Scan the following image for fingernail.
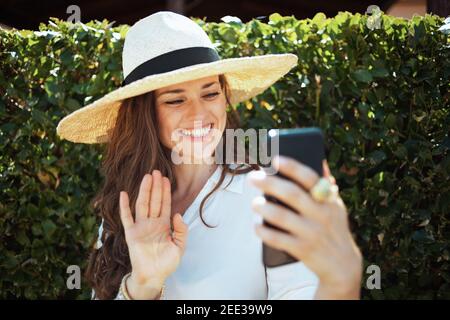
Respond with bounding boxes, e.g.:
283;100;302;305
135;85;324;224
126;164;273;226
273;155;286;169
248;170;266;181
252;196;266;209
276;155;287;164
272;155;279;169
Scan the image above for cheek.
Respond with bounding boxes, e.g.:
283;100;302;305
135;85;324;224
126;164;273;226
213;96;228;129
156;106;180;147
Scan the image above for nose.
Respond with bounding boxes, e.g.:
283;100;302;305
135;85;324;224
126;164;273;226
185;98;209;125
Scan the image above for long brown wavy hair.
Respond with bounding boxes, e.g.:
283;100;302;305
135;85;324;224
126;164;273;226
85;73;260;299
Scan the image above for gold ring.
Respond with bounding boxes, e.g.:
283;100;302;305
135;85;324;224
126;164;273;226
310;177;338;203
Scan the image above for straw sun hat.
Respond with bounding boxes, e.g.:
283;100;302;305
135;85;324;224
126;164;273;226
56;11;298;144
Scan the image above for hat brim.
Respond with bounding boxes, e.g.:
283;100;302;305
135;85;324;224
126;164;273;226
56;53;298;144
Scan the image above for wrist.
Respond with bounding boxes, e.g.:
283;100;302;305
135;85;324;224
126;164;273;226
315;269;362;300
315;280;361;300
126;272;165;300
316;267;362;300
129;271;165;288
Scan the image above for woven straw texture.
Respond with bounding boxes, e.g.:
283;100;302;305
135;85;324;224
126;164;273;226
56;53;298;144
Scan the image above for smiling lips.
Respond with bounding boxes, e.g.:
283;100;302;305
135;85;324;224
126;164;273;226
180;123;213;138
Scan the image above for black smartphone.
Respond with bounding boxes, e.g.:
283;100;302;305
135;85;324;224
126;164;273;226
262;127;326;268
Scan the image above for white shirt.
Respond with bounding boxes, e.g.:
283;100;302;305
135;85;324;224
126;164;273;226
96;165;319;299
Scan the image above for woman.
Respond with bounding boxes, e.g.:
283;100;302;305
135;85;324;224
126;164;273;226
56;11;362;300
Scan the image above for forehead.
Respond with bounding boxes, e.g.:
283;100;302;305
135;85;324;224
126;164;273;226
155;74;220;93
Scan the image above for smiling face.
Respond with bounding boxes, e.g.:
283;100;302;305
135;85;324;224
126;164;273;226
154;74;228;163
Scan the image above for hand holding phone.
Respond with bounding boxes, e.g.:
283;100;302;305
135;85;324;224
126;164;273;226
250;128;363;297
262;127;326;268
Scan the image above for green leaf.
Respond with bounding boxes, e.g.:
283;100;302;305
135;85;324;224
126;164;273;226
269;13;283;24
385;113;397;128
41;219;57;238
312;12;327;29
412;229;435;244
353;69;373;83
368;150;387;165
17;230;30;246
372;67;389;78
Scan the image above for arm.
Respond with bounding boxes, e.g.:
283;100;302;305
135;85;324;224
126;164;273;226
93;171;187;300
93;218;166;300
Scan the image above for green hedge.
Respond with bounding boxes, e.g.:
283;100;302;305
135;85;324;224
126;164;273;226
1;11;449;299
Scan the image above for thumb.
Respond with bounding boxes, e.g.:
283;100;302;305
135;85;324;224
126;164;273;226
172;213;188;250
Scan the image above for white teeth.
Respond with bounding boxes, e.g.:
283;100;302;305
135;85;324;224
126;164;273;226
181;124;212;137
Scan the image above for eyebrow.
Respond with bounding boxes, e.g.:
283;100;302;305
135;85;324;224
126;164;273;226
156;81;219;98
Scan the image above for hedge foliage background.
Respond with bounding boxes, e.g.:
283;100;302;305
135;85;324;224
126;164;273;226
1;11;449;299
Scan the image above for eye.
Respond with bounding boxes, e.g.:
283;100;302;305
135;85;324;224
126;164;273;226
166;99;183;105
205;92;220;98
166;92;220;105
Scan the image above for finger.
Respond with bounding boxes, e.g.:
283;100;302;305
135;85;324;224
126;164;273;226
251;196;314;238
149;170;163;218
255;223;300;256
160;176;172;222
323;159;330;178
135;174;152;222
172;213;188;251
119;191;134;230
273;155;319;191
248;171;320;221
329;174;336;185
322;159;336;185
